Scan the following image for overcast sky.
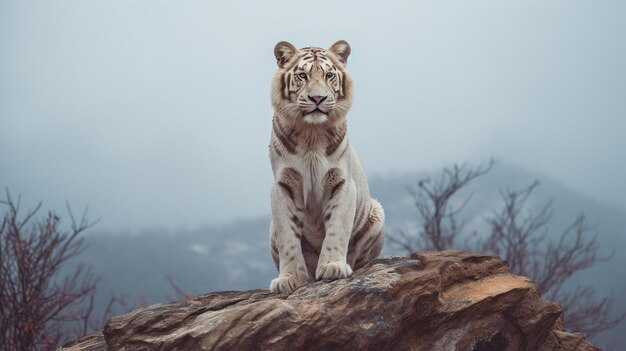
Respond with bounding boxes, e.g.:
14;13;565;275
1;0;624;231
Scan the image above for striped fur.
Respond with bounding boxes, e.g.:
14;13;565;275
269;40;385;294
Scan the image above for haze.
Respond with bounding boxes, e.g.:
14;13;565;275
1;0;625;231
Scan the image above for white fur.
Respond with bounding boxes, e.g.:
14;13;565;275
268;41;385;294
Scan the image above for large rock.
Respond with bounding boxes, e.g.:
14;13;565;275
60;251;600;350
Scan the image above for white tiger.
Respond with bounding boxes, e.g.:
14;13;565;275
268;40;385;294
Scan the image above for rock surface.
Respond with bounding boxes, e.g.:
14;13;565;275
60;250;600;351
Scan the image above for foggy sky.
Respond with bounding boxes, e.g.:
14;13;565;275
1;0;625;231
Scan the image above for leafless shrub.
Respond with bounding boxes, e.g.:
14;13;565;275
388;162;625;339
480;183;624;337
0;191;98;350
387;159;494;251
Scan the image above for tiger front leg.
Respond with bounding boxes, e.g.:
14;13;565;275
269;168;309;294
316;168;356;281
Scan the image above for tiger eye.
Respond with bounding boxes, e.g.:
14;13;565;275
326;72;334;79
298;73;307;80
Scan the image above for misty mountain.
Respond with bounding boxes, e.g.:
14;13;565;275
75;164;625;346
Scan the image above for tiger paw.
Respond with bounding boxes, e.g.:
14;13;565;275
315;260;353;281
269;273;308;294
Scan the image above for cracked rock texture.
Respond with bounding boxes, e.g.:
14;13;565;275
60;250;600;351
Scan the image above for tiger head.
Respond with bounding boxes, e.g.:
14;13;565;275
271;40;353;125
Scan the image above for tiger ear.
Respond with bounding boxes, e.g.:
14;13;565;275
274;41;297;68
328;40;351;65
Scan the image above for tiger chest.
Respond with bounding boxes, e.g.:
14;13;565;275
298;148;331;212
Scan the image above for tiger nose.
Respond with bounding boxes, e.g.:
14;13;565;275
308;95;327;105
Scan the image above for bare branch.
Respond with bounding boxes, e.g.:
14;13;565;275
166;275;193;301
391;163;624;339
388;159;494;252
482;183;622;338
0;191;99;350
